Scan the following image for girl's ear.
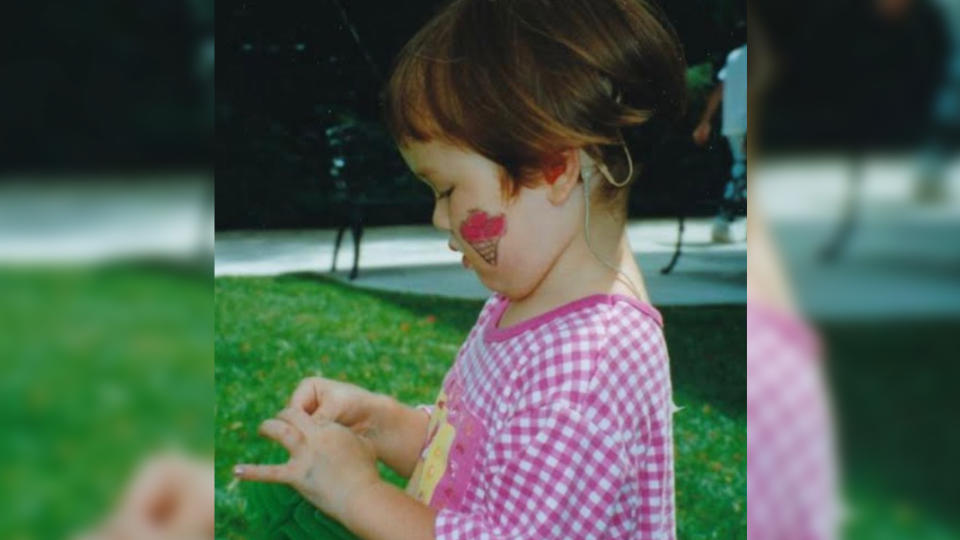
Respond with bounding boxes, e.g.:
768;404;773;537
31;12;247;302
544;149;580;206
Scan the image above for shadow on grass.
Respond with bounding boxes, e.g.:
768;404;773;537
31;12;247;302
661;304;746;418
276;271;482;333
274;271;746;418
821;318;960;537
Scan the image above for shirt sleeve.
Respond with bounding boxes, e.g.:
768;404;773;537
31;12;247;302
718;47;736;82
433;400;630;539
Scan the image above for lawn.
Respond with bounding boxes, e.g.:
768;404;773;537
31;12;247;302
820;319;960;539
0;265;213;540
3;267;951;539
215;273;747;539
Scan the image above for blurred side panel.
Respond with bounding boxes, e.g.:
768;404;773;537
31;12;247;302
0;1;214;538
750;0;960;538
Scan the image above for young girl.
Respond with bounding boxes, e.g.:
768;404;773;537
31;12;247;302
235;0;686;538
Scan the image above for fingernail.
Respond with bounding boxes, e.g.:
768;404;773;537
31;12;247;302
233;466;245;477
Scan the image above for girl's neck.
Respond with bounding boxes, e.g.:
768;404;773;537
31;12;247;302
501;211;648;326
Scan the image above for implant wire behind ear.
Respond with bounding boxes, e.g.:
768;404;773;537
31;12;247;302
580;148;644;301
595;139;634;188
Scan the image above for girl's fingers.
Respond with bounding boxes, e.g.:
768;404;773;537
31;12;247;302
258;418;303;452
277;406;322;435
233;464;289;484
313;397;339;421
287;377;322;414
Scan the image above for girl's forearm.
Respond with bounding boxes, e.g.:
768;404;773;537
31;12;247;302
342;480;437;540
369;395;430;478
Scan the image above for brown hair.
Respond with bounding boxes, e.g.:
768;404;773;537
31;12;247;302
383;0;687;210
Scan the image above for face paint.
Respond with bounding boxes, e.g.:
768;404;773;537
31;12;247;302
459;208;507;266
544;157;566;185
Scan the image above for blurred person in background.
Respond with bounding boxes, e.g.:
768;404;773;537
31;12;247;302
746;197;841;540
749;0;960;536
916;0;960;201
693;43;747;243
746;7;840;539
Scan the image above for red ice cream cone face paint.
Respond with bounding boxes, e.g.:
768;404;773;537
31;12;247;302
459;209;507;266
399;139;584;299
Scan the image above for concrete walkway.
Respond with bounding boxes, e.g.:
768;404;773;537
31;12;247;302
215;218;747;306
755;155;960;319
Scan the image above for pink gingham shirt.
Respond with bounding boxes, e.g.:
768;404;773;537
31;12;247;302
406;292;676;539
747;301;839;540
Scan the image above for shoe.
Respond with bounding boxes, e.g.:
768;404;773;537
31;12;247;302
712;219;733;244
914;173;946;204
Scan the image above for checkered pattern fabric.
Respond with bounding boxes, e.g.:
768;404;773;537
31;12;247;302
413;292;675;539
748;301;839;540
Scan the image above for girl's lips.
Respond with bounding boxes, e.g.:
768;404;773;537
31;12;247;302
450;241;470;268
448;241;469;268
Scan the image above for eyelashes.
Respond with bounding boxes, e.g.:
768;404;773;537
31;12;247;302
437;187;454;200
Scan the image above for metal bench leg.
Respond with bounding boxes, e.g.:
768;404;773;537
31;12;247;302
349;222;363;280
819;155;862;263
661;216;685;274
331;226;346;272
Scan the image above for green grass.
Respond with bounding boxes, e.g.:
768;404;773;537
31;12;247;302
0;264;213;540
7;267;954;539
820;319;960;539
215;273;746;539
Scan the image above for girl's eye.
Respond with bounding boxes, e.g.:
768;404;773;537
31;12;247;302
437;187;454;200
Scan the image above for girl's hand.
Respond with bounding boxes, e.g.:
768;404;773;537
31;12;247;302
73;452;214;540
233;407;381;523
287;376;385;440
285;376;429;480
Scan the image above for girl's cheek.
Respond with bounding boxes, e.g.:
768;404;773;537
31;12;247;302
457;207;509;267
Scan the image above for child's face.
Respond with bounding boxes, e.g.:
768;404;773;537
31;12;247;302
399;140;582;299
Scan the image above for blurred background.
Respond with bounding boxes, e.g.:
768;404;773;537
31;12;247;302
0;1;214;539
215;0;746;229
752;0;960;537
15;0;960;537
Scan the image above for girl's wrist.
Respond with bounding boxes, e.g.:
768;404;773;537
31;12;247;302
364;394;430;478
365;393;398;459
338;477;386;533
